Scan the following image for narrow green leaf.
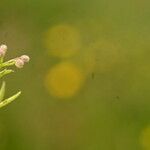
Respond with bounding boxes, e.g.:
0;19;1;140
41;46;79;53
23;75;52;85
0;91;21;109
0;81;6;102
0;69;14;78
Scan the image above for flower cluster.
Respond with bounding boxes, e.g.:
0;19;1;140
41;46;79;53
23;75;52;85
14;55;30;68
0;44;30;109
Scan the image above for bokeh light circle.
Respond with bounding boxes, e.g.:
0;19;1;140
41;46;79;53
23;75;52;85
45;62;84;98
45;24;81;58
140;126;150;150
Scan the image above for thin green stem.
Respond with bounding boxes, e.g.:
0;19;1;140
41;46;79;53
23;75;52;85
0;81;5;102
0;69;14;78
0;59;15;69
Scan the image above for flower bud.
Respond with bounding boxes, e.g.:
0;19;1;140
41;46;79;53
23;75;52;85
0;44;7;57
20;55;30;63
15;58;24;68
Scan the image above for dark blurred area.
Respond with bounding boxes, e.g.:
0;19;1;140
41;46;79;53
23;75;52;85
0;0;150;150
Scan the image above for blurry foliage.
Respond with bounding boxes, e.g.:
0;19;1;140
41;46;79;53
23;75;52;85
0;0;150;150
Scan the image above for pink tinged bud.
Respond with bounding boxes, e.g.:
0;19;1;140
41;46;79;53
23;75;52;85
0;44;7;51
0;49;5;57
20;55;30;63
15;58;24;68
0;44;7;57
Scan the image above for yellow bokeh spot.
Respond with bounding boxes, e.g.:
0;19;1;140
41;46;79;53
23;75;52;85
45;24;81;58
140;126;150;150
45;62;84;98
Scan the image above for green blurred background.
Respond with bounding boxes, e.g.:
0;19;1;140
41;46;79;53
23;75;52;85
0;0;150;150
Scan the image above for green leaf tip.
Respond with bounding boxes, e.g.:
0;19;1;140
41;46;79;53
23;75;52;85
0;91;21;109
0;81;6;102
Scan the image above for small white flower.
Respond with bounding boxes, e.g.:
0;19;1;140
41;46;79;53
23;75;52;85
20;55;30;63
0;44;7;57
0;44;7;51
15;58;24;68
14;55;30;68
